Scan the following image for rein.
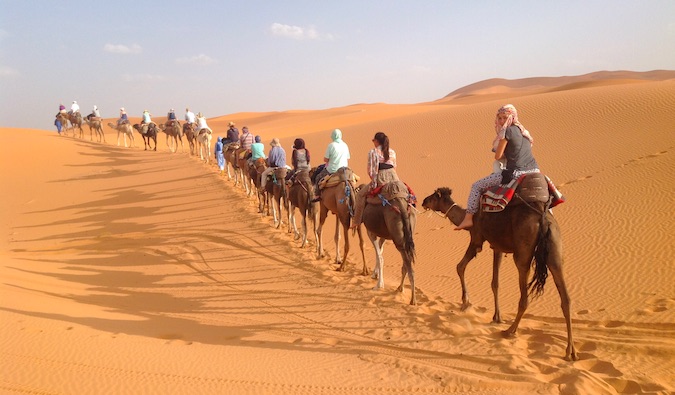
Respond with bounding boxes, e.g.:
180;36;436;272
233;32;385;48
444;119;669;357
429;203;457;219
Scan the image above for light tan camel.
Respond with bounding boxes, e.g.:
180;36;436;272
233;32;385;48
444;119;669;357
56;113;70;136
360;182;417;305
421;186;577;361
196;130;212;163
289;169;319;251
160;121;184;153
84;117;106;143
132;123;158;151
314;167;368;275
107;122;135;148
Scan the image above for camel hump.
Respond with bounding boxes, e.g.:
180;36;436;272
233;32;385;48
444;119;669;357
481;172;552;213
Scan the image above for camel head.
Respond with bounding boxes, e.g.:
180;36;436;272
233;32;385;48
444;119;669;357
422;187;454;212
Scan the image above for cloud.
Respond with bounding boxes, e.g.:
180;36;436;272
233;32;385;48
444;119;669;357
175;54;217;65
269;23;334;41
0;66;19;77
121;73;164;82
104;43;143;54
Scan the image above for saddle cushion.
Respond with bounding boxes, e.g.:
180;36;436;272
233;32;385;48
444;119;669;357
318;168;360;190
366;181;416;206
481;173;565;213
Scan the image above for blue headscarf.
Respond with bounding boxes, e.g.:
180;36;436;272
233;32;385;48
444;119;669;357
331;128;342;142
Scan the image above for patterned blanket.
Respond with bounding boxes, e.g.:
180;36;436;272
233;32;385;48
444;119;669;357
366;181;417;206
481;173;565;213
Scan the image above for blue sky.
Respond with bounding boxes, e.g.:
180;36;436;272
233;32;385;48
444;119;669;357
1;0;673;130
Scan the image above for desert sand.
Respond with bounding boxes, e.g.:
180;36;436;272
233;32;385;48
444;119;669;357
1;72;674;394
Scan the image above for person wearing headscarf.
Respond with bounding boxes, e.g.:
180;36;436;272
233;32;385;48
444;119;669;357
118;107;128;125
455;104;539;230
291;138;311;172
70;101;80;114
351;131;399;229
196;112;211;134
215;136;225;175
184;108;196;125
261;138;288;189
312;128;350;200
92;105;101;118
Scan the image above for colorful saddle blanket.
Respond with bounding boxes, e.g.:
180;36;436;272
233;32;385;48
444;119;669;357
366;181;417;206
481;173;565;213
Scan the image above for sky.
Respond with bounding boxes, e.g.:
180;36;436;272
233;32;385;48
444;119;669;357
1;0;674;130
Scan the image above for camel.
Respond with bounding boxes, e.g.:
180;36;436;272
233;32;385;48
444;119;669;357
56;113;70;136
237;154;254;196
132;123;158;151
263;167;291;231
67;112;84;138
249;158;268;214
160;121;184;153
107;122;135;148
360;182;417;305
314;167;368;275
84;117;106;143
288;169;319;250
183;123;198;155
421;187;577;361
196;130;213;163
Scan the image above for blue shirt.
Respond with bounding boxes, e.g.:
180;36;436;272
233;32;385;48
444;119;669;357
267;146;286;168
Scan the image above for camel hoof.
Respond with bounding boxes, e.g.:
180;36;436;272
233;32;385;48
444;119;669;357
501;330;516;339
460;302;471;312
372;285;383;290
371;272;378;280
396;286;403;293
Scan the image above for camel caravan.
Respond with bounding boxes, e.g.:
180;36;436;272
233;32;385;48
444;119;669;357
52;101;578;361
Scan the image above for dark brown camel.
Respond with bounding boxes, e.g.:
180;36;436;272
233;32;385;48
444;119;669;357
132;123;158;151
249;158;268;214
67;112;84;138
264;167;291;231
361;182;417;305
288;169;319;250
314;167;368;275
84;116;106;143
183;123;197;155
421;187;577;361
160;121;184;153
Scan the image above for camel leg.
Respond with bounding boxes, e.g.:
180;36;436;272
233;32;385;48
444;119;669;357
491;249;504;323
334;219;344;270
369;234;385;289
316;205;328;259
546;224;578;361
290;204;300;241
457;246;479;311
356;226;369;276
401;257;416;305
117;131;121;146
503;255;532;338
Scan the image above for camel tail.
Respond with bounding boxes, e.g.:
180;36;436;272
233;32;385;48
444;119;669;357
398;198;416;264
304;179;316;217
529;203;551;298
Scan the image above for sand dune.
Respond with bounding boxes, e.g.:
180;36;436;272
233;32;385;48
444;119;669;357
1;72;674;394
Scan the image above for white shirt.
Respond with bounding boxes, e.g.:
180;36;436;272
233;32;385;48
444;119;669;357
71;103;80;113
185;111;195;124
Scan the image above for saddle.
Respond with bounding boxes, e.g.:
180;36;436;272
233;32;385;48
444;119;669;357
266;167;288;185
366;181;417;206
253;158;266;173
481;173;565;213
318;167;360;190
225;142;240;151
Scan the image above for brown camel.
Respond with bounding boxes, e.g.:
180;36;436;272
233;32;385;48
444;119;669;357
288;170;319;250
132;123;158;151
107;122;135;148
421;187;577;361
84;117;106;143
223;143;241;183
160;121;184;153
264;167;291;231
314;167;368;275
237;154;254;196
361;182;417;305
183;123;198;155
249;158;268;214
67;112;84;138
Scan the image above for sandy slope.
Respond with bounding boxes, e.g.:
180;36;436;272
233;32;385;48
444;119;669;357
1;75;674;394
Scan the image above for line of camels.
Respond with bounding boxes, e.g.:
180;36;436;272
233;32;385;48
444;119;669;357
57;116;578;361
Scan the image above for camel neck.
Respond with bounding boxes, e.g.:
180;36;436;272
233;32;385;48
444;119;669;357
445;204;465;226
